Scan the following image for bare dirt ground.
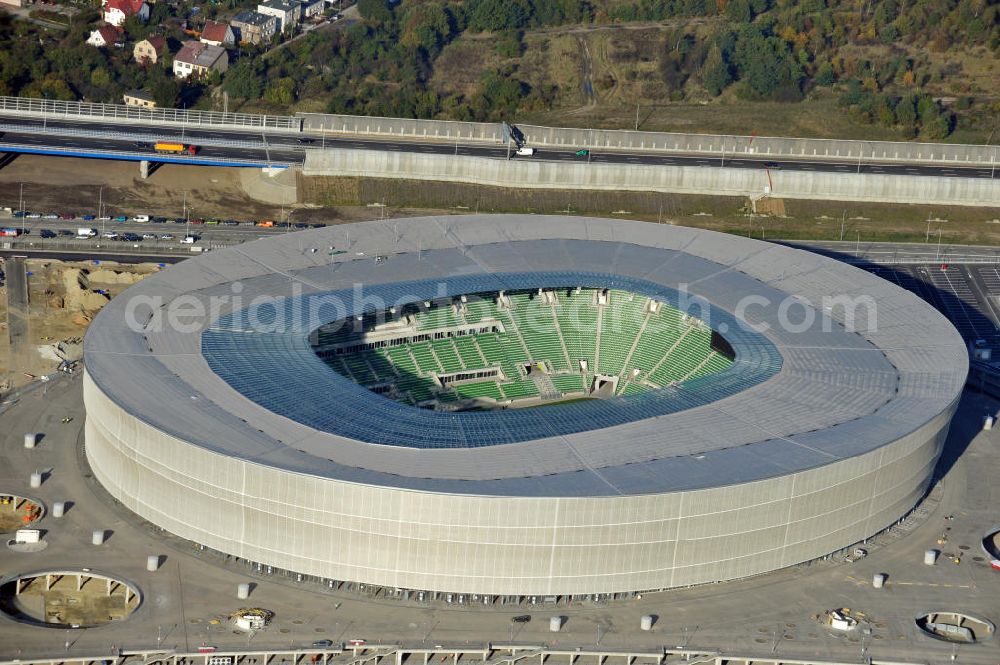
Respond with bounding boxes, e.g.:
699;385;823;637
0;154;452;226
0;257;161;390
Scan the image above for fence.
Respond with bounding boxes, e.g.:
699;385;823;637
299;112;1000;167
0;96;302;132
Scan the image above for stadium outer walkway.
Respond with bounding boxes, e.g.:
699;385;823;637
0;372;998;662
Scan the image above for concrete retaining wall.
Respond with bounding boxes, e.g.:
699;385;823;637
303;149;1000;207
298;112;1000;167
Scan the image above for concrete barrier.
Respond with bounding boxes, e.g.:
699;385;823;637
298;112;1000;167
302;149;1000;207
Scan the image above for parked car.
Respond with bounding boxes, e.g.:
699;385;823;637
180;235;198;244
121;232;142;242
190;218;204;225
60;213;75;220
42;213;59;219
159;234;174;240
25;213;41;219
12;210;26;217
132;215;150;223
82;215;95;221
223;220;240;226
39;229;56;238
141;233;157;240
101;232;118;239
152;216;167;223
297;137;316;144
58;229;74;236
312;640;333;648
113;215;128;223
98;215;112;222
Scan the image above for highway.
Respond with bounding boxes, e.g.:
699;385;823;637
1;117;998;178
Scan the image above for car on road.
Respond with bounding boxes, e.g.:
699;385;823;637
763;161;782;170
82;214;95;221
159;234;174;240
347;639;366;647
39;229;56;238
511;615;531;623
297;138;317;144
312;640;334;648
101;232;118;239
141;233;157;240
574;149;589;157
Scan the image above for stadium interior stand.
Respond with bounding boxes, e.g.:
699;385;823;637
313;288;733;409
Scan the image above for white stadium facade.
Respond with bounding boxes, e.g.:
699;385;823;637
83;215;967;598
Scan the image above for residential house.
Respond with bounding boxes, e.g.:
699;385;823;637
256;0;297;31
230;10;277;45
133;35;167;64
296;0;323;20
172;40;229;79
200;20;234;46
102;0;149;26
87;25;124;48
123;90;156;108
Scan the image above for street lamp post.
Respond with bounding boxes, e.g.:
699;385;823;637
857;143;863;174
937;228;943;260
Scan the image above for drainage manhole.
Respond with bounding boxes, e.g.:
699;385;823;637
279;628;290;634
754;638;767;644
786;623;796;628
873;635;884;640
757;628;769;633
292;620;304;624
784;635;795;640
959;545;970;550
188;618;201;624
314;628;326;633
973;556;985;562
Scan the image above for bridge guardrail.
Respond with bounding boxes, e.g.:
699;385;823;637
0;122;269;150
0;96;302;132
298;112;1000;168
0;142;299;168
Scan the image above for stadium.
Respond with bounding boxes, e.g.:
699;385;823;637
82;215;967;598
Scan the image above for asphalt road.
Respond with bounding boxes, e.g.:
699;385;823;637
2;117;998;178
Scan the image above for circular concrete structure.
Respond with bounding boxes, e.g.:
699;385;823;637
82;215;967;597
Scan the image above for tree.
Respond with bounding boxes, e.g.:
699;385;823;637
223;60;263;99
466;0;532;32
814;61;835;86
702;45;731;95
264;76;296;106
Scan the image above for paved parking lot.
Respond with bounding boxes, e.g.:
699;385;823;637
0;374;997;662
